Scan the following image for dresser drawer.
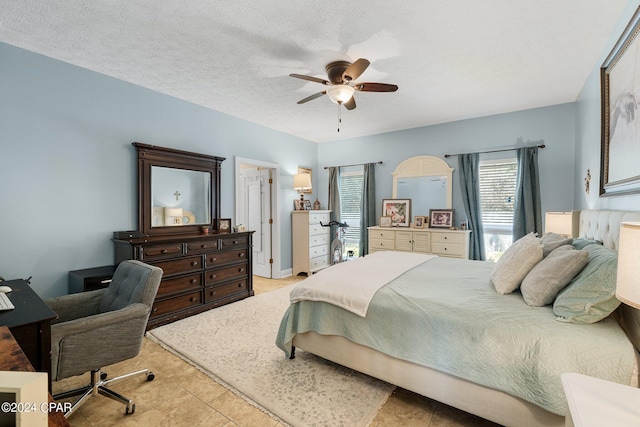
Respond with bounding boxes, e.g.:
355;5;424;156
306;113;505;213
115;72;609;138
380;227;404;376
186;240;218;254
204;263;248;286
370;229;395;240
431;242;463;257
370;238;394;250
205;249;248;268
151;291;201;318
204;279;248;303
152;256;202;277
309;212;330;224
220;235;249;249
309;223;329;236
157;273;201;297
431;232;464;244
309;245;328;259
140;243;185;261
309;233;329;248
310;254;329;271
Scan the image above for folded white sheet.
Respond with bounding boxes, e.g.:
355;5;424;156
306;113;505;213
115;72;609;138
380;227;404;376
289;251;435;316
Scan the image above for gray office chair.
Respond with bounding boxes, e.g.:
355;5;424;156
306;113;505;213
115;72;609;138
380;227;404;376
45;260;162;418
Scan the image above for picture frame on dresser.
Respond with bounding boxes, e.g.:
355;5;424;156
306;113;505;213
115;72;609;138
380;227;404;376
382;199;411;227
600;6;640;196
216;218;231;233
380;216;392;227
429;209;454;228
413;216;426;229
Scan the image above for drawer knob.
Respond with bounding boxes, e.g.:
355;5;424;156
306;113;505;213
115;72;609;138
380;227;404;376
210;290;216;296
211;257;217;262
191;261;198;266
191;279;197;284
161;249;168;254
201;244;208;249
239;252;245;258
444;247;448;251
152;307;158;313
210;274;216;279
239;268;245;272
190;297;197;303
444;236;448;240
233;240;239;244
237;283;242;288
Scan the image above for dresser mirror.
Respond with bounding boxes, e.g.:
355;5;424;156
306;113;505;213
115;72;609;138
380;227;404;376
134;142;225;236
392;156;453;218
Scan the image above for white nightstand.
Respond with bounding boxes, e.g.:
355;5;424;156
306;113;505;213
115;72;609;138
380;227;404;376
561;372;640;427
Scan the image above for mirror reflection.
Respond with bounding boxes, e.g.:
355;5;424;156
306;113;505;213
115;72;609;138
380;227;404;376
396;176;448;217
151;166;211;227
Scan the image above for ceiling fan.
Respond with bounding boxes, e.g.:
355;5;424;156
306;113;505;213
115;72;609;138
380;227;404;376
290;58;398;110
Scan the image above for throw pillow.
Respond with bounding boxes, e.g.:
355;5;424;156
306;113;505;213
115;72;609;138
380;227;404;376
491;233;543;294
571;238;603;250
553;244;620;323
521;245;589;306
540;232;573;257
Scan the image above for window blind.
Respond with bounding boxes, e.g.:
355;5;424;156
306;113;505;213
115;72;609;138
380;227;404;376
479;160;517;227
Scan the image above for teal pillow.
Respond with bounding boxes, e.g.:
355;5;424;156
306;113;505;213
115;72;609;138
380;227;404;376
571;238;603;250
553;244;620;323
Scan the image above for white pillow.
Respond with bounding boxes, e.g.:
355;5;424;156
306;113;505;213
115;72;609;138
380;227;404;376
491;233;543;294
521;245;589;306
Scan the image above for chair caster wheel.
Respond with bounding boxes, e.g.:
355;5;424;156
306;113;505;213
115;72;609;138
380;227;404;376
100;372;108;381
146;372;155;381
125;403;135;415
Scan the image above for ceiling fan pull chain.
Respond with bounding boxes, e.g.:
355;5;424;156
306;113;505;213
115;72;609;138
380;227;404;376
337;103;342;132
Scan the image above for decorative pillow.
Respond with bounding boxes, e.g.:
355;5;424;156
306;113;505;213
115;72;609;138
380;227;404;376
521;245;589;306
540;232;573;257
553;244;620;323
571;238;603;250
491;233;544;294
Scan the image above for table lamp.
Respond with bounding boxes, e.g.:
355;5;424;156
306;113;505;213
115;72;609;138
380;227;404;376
293;173;312;202
616;222;640;309
545;211;579;238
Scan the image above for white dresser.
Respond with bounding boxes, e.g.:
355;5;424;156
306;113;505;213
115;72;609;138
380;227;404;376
368;226;471;259
292;210;332;275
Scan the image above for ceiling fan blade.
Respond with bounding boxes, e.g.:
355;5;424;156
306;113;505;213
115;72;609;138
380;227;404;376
342;58;370;82
343;96;356;110
354;82;398;92
297;91;326;104
290;74;329;85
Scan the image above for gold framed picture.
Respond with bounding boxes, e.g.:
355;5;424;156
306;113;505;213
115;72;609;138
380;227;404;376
413;216;426;229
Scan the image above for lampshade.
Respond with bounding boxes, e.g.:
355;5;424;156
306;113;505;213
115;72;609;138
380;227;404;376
616;222;640;309
545;211;578;237
326;84;355;104
293;173;312;192
164;208;183;217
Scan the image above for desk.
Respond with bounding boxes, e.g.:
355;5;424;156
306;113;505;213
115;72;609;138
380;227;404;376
0;326;70;427
0;279;57;388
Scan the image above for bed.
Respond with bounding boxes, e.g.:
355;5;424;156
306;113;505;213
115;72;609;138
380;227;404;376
276;210;640;426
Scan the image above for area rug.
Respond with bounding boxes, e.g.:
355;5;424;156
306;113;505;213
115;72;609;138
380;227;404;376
147;284;395;427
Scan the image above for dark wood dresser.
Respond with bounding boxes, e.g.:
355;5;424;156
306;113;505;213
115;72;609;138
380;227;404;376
114;231;253;330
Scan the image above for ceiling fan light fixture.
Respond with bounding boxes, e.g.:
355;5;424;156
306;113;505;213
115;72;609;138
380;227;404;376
326;84;355;104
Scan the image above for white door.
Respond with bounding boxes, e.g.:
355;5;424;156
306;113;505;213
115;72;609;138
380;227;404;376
238;168;272;278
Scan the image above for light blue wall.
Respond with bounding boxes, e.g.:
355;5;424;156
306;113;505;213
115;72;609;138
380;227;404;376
0;42;316;297
317;103;577;224
575;0;640;210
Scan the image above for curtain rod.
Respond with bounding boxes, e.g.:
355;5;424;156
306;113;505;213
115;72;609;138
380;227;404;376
444;144;545;158
323;161;383;169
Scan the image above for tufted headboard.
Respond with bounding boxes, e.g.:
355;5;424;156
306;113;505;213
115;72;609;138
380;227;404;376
578;210;640;250
579;210;640;356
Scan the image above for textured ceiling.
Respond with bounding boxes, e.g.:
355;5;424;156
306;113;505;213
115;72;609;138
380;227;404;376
0;1;630;143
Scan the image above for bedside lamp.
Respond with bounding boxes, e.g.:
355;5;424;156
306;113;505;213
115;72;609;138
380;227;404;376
616;222;640;309
545;211;579;238
293;173;312;202
164;208;183;225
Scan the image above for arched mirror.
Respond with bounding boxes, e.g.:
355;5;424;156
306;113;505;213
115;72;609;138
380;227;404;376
392;156;453;217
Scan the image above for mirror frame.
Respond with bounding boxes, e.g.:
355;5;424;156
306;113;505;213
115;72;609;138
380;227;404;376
134;142;225;236
392;155;454;208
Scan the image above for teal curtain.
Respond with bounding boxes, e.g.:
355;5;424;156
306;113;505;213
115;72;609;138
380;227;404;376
513;146;542;240
327;167;341;241
457;153;486;260
360;163;376;256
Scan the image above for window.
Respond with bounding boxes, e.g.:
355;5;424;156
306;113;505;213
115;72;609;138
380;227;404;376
479;159;517;261
339;168;363;257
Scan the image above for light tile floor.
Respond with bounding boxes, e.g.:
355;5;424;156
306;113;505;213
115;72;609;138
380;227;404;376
55;275;499;427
